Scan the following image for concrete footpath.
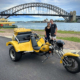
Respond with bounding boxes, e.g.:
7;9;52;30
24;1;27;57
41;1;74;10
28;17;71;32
2;35;80;53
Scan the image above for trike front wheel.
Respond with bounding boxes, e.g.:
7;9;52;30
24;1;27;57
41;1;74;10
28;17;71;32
63;56;80;73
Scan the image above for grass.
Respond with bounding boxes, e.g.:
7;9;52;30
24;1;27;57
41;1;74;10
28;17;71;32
0;28;15;29
39;35;44;37
57;30;80;34
37;35;80;43
36;33;80;43
32;29;80;34
39;36;80;43
57;37;80;43
0;28;80;43
0;31;5;33
1;28;80;34
31;29;44;31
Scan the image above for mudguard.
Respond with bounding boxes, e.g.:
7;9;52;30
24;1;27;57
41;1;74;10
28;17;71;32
6;40;34;52
6;41;18;52
60;52;80;64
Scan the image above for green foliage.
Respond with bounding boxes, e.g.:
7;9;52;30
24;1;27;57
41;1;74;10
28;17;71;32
31;29;44;31
39;35;44;37
57;37;80;42
0;31;5;33
57;30;80;34
1;28;15;29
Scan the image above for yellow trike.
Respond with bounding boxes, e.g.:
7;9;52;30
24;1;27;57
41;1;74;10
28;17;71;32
6;28;80;73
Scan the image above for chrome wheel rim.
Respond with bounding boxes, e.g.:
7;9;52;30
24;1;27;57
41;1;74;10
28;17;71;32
10;49;15;60
66;58;78;72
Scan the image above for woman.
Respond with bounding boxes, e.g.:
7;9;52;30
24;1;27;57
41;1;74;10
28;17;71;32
45;22;51;42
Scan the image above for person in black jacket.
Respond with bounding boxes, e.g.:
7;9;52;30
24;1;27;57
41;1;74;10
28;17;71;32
45;22;51;42
50;19;57;40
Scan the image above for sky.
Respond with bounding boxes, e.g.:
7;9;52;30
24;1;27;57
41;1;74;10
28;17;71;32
0;0;80;21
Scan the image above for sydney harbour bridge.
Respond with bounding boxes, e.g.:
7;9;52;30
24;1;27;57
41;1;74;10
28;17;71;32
0;2;79;22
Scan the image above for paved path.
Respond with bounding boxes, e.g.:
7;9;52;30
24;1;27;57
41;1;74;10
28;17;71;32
0;36;80;80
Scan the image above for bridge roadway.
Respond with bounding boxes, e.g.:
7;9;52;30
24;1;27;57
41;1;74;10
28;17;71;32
76;16;80;19
0;14;72;17
0;36;80;80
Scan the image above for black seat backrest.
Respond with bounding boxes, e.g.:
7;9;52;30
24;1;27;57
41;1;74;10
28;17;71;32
16;34;30;43
18;32;32;35
31;36;38;47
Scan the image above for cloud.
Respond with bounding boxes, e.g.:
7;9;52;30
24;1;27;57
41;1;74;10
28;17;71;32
32;16;42;18
0;0;38;11
9;15;64;21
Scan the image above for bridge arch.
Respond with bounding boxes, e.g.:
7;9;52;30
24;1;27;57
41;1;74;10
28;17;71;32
0;2;71;21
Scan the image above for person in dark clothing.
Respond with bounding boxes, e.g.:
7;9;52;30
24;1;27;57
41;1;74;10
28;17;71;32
45;22;51;42
50;19;57;40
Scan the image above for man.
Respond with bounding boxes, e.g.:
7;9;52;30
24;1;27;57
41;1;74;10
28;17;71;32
50;19;57;40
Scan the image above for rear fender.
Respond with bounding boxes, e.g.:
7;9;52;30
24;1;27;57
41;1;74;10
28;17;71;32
60;52;80;64
6;41;19;52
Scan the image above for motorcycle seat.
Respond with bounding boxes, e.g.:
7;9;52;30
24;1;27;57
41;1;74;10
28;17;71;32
31;36;41;50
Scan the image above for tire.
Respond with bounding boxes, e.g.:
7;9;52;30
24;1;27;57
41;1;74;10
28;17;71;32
9;46;22;61
63;56;80;73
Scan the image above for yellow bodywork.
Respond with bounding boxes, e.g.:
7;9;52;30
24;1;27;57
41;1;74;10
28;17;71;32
6;27;49;53
45;42;51;46
6;40;33;52
37;38;45;47
60;52;80;64
12;28;32;40
6;37;49;53
14;28;31;36
6;28;50;53
40;45;49;52
6;38;49;53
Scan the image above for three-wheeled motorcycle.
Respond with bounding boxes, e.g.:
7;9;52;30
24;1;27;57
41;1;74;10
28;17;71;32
6;28;80;73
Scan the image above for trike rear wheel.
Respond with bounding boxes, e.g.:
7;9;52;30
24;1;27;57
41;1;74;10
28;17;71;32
9;46;22;61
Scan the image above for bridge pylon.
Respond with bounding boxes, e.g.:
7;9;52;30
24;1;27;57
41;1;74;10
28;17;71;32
69;11;76;22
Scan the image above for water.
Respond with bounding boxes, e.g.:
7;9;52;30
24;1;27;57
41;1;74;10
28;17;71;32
14;22;80;31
